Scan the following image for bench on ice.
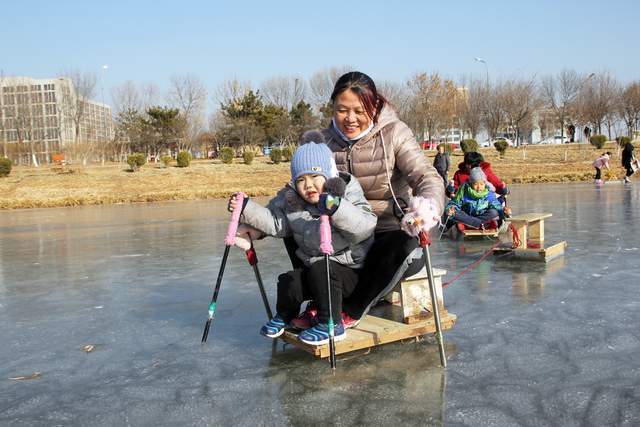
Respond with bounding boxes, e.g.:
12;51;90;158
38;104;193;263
493;212;566;262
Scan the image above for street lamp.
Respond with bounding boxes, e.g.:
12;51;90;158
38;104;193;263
474;57;489;86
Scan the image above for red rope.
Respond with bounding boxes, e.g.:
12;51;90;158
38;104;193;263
510;223;521;249
508;223;541;249
442;240;501;288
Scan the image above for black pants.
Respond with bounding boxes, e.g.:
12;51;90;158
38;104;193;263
624;164;635;177
276;260;359;324
342;230;423;319
594;167;602;180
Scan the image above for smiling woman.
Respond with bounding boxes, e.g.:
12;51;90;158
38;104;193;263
293;71;446;325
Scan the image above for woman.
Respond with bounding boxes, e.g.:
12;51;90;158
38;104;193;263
621;142;635;184
296;71;445;326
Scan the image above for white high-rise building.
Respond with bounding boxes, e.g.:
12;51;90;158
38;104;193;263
0;76;113;164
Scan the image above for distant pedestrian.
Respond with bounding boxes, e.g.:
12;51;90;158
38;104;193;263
621;142;636;184
584;126;591;142
592;151;612;183
433;144;450;186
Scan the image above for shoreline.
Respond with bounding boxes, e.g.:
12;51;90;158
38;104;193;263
0;143;629;210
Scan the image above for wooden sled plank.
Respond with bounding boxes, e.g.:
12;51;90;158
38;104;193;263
280;311;457;359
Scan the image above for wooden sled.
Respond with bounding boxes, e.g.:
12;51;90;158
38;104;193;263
280;267;457;359
493;212;566;262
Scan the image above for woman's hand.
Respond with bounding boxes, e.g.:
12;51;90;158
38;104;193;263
504;206;512;217
447;206;456;216
400;197;440;237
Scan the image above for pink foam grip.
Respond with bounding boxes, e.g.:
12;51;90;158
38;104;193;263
224;192;245;246
319;215;334;255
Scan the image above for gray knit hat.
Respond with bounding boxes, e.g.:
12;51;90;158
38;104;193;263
469;167;487;184
290;143;337;181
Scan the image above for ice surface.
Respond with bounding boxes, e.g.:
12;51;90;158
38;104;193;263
2;182;640;425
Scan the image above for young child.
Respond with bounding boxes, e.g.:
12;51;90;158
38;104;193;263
229;142;376;345
433;144;450;186
592;151;612;183
445;167;511;231
447;151;509;198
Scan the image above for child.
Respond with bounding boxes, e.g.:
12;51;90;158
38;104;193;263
445;167;511;230
592;151;612;183
229;142;376;345
433;144;450;186
447;151;509;198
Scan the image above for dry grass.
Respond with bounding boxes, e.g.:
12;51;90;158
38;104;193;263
0;142;629;210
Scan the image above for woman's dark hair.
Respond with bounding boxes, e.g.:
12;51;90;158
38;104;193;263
464;151;484;168
330;71;386;123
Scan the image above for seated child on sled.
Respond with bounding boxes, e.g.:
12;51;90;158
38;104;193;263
443;167;511;231
228;142;376;346
447;151;509;200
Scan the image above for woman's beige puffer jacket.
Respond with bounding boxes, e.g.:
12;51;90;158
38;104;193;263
312;105;445;233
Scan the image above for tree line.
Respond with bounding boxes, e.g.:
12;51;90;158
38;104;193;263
2;66;640;166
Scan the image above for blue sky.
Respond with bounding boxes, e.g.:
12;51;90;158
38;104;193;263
2;0;638;110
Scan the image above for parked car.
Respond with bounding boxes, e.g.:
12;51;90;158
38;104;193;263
539;136;569;145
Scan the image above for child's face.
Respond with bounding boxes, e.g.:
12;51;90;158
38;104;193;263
295;174;326;204
471;180;485;192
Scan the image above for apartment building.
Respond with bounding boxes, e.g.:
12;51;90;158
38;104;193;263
0;76;113;163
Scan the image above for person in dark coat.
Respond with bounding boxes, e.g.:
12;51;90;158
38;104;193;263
621;142;635;183
433;144;450;186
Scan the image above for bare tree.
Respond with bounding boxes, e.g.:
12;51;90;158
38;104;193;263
213;78;253;108
541;69;581;141
378;80;410;118
111;81;141;115
407;72;457;142
481;81;504;140
308;66;352;108
140;83;160;111
618;81;640;138
576;71;617;136
5;77;44;166
456;77;484;139
501;77;539;145
168;74;207;150
0;70;6;158
62;70;97;146
260;75;305;110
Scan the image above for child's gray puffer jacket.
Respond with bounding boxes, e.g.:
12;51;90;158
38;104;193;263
241;172;377;268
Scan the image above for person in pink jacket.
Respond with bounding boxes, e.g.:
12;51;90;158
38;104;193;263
593;152;612;183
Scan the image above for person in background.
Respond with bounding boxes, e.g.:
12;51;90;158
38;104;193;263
592;151;612;184
433;143;450;186
621;142;635;184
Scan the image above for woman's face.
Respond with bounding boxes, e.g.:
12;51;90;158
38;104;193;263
333;89;373;139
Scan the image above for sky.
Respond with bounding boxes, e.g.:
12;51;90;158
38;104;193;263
1;0;638;112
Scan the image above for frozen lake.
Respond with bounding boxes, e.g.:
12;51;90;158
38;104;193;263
2;182;640;425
